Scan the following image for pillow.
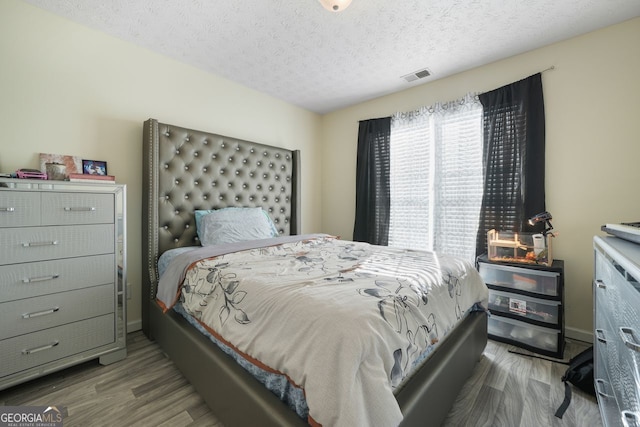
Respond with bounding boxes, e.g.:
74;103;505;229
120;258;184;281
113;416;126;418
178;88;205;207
157;246;199;277
196;207;279;245
195;208;278;240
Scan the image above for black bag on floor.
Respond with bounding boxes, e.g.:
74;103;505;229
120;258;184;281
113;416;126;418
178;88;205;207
555;346;595;419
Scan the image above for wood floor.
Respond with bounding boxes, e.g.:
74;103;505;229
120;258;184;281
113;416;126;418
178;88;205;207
441;338;601;427
0;331;601;427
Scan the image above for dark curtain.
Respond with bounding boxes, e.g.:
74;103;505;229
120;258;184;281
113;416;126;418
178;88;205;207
353;117;391;245
475;73;546;257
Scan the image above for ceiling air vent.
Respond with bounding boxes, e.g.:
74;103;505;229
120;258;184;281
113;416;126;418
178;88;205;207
402;68;431;83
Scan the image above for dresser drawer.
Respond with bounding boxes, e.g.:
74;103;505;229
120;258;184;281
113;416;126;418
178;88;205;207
0;192;40;227
479;263;560;297
0;224;114;265
594;371;621;427
488;289;561;327
0;284;114;340
594;236;640;425
41;192;114;225
595;285;616;369
594;314;619;401
595;251;623;327
0;254;114;302
0;314;114;378
615;328;640;415
488;315;562;356
614;277;640;416
595;251;640;415
595;322;640;420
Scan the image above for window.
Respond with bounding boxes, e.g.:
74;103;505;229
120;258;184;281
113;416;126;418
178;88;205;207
389;94;483;262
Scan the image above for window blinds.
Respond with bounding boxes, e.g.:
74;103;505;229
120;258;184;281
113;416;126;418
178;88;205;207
389;115;432;251
390;95;483;262
434;107;484;260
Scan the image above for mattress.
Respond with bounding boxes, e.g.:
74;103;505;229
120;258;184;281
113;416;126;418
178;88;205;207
157;235;488;426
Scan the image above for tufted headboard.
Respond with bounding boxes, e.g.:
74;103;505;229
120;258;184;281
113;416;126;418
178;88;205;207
142;119;300;327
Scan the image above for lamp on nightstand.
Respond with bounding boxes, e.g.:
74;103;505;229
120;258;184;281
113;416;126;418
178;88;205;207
529;211;554;236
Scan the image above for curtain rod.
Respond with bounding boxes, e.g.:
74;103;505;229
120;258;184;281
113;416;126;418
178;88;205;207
365;66;557;122
479;66;556;95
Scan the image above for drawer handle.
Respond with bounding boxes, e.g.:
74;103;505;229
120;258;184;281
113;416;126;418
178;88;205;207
595;378;613;398
0;207;15;212
22;340;59;355
595;280;606;289
620;327;640;352
622;411;639;427
21;240;59;247
22;307;60;319
22;274;60;283
595;328;608;343
64;207;96;212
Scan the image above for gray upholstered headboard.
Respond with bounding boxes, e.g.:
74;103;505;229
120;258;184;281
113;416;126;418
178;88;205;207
142;118;300;329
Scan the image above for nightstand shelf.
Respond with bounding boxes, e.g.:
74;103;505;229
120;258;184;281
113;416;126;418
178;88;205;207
477;254;565;358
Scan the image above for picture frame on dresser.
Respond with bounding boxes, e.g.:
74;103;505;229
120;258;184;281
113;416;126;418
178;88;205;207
0;178;127;391
82;159;108;176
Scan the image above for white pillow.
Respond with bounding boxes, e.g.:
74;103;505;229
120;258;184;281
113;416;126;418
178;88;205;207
199;207;278;246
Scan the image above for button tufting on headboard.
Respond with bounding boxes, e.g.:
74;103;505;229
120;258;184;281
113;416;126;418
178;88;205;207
143;118;301;329
144;118;300;258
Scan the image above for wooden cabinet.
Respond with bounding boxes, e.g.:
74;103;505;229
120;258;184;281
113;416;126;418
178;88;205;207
477;254;565;358
593;236;640;427
0;179;126;390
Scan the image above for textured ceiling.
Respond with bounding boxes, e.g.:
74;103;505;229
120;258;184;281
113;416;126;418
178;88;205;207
22;0;640;114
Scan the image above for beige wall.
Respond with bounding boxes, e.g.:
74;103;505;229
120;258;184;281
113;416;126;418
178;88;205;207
2;0;638;340
321;17;640;340
0;0;323;331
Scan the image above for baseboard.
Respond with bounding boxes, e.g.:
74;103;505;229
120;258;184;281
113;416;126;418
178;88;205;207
127;319;142;333
565;326;593;343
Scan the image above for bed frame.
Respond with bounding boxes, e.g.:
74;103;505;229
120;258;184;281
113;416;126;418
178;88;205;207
141;118;487;426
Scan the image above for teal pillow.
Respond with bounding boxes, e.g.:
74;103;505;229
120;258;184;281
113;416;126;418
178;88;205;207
195;207;278;245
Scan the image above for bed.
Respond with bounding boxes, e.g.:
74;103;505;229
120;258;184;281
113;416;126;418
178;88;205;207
141;118;488;426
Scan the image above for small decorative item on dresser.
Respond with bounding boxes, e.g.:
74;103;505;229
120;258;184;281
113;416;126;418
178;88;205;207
82;159;108;176
15;169;47;179
39;153;82;176
68;173;116;183
45;162;67;180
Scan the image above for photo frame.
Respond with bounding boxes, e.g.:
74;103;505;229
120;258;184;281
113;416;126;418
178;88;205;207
82;159;108;176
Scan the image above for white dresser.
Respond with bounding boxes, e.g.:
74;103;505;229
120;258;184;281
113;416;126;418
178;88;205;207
593;236;640;427
0;178;126;390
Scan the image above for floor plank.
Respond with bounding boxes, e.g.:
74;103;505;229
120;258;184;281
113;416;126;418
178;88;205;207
0;332;601;427
442;337;600;427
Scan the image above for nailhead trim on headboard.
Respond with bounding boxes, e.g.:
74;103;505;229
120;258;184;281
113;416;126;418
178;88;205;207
142;119;300;330
156;122;296;250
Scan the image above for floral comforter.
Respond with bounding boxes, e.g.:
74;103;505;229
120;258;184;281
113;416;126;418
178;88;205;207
157;235;488;427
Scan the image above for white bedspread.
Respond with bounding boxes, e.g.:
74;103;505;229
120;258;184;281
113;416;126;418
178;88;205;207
157;235;487;427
